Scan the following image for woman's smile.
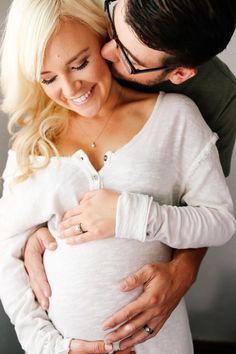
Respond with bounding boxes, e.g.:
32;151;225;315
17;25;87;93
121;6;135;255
69;85;95;107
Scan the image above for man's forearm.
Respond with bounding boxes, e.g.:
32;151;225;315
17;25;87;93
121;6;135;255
171;247;208;290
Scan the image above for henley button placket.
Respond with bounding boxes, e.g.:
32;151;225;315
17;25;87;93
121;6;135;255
91;173;100;188
103;151;113;165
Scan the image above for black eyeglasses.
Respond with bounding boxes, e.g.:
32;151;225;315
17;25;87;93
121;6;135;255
104;0;170;75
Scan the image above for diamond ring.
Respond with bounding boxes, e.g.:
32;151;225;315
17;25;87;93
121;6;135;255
75;223;85;233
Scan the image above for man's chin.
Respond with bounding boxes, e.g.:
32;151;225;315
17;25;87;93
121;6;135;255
116;77;162;92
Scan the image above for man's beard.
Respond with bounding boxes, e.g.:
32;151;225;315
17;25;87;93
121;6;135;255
108;61;168;92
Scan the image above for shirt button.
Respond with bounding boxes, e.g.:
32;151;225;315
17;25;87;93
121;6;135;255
80;156;84;160
92;175;98;181
104;154;108;161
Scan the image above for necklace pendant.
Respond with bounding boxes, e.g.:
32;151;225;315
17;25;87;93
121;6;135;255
91;142;96;148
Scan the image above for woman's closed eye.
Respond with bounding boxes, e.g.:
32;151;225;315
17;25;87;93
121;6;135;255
41;76;57;85
71;58;89;71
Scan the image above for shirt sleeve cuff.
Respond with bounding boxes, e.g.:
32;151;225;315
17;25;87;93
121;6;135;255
115;192;153;242
55;337;71;354
40;329;71;354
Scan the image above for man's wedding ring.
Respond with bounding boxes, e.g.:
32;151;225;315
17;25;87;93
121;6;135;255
75;223;85;234
143;324;154;335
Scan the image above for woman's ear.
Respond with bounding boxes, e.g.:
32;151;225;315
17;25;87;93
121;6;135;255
167;67;197;85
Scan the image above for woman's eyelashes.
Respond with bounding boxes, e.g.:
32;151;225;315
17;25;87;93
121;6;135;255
71;58;89;71
41;58;90;85
41;76;57;85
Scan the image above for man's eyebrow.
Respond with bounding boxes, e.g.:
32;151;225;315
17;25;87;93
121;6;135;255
41;48;89;75
113;5;146;67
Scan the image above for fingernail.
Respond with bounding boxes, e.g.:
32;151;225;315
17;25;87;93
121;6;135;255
120;282;127;291
48;242;57;250
102;324;109;330
41;300;47;310
105;344;113;351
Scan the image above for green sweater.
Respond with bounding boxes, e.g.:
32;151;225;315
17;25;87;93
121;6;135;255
156;57;236;177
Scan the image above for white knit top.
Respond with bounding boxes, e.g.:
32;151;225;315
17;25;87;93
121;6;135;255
0;92;235;354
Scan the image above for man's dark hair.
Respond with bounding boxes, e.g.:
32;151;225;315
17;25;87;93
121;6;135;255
126;0;236;67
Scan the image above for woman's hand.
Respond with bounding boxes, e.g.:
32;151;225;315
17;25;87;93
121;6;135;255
59;189;120;245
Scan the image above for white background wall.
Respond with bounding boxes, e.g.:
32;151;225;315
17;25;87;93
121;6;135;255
0;0;235;350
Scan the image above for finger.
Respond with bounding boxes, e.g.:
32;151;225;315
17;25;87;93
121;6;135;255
37;227;57;251
80;190;98;203
65;231;95;245
70;339;112;353
119;317;161;350
28;277;50;310
62;205;82;220
24;231;52;307
103;293;148;330
119;265;154;292
26;253;51;303
104;308;155;344
60;216;83;235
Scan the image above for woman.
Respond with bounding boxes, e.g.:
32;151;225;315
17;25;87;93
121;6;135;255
0;0;235;353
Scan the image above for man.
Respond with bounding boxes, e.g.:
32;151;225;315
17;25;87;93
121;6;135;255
24;1;236;353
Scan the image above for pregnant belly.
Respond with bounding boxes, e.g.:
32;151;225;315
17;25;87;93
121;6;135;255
44;237;171;340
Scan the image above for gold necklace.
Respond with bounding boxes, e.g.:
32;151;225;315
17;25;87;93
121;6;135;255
78;88;122;148
78;113;113;148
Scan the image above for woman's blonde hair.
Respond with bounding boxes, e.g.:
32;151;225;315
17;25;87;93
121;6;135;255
0;0;107;181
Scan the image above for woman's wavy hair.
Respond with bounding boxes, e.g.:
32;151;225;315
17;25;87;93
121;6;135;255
0;0;106;182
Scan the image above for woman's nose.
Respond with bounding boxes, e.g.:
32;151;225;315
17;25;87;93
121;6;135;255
62;78;82;98
101;39;120;63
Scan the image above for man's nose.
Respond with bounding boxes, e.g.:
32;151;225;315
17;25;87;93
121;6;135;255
101;39;120;63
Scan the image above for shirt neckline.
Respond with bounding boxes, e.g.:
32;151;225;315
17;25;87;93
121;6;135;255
8;92;165;169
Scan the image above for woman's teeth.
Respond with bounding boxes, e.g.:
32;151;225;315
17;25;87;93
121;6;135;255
71;89;92;105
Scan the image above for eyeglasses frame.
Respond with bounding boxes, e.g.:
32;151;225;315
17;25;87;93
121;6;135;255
104;0;171;75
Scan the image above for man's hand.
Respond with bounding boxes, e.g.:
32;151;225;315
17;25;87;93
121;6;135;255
103;248;207;350
24;227;57;310
69;339;135;353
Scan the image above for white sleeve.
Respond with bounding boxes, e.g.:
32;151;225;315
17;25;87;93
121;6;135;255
115;139;236;248
0;155;71;353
